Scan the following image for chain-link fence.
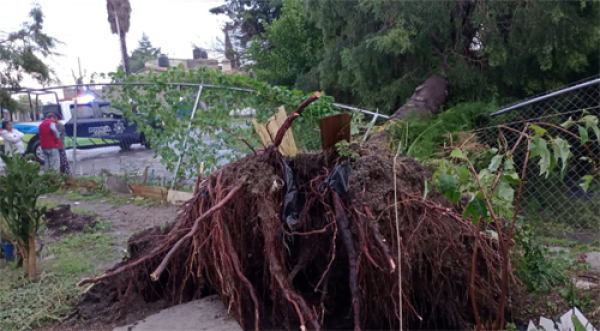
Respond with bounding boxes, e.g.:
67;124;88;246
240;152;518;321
3;83;387;187
473;77;600;242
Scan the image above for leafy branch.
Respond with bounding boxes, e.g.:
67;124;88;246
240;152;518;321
425;112;599;330
99;66;337;180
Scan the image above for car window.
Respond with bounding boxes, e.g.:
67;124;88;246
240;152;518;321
100;106;123;117
70;105;95;119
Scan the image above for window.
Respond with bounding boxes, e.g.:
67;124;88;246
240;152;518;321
70;105;95;119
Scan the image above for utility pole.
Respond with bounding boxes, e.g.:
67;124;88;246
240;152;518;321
72;57;81;174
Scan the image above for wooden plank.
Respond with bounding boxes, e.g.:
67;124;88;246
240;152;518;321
252;106;298;156
167;190;194;205
319;112;351;150
129;185;168;201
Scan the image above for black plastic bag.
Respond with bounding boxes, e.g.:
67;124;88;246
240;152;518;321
282;160;300;227
321;163;351;199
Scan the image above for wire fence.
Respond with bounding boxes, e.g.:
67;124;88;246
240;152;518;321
3;83;388;186
4;79;599;243
473;77;600;242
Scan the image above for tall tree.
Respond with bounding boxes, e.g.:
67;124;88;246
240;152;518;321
119;33;161;73
0;5;59;89
210;0;282;62
252;0;599;112
248;0;321;89
0;5;59;119
107;0;132;75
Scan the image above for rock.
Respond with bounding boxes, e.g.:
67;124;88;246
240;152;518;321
106;175;132;194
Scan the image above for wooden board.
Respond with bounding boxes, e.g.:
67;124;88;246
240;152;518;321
252;106;298;156
319;112;351;150
167;190;194;205
129;185;168;201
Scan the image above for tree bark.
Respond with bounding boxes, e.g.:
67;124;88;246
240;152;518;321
27;234;36;281
120;32;131;75
369;75;450;144
390;75;449;120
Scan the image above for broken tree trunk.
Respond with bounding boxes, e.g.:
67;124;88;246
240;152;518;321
390;75;449;120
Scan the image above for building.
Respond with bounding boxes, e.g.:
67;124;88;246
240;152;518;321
134;49;234;74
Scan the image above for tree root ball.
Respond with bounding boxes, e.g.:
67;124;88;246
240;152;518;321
78;145;506;330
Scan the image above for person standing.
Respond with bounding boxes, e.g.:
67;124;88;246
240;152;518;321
55;117;71;175
39;113;62;172
1;121;25;158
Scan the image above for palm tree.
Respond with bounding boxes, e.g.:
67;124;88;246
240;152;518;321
107;0;132;75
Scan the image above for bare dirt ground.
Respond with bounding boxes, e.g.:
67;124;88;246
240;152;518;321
34;196;239;331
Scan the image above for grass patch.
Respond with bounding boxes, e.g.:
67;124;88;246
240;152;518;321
0;229;120;330
133;198;166;207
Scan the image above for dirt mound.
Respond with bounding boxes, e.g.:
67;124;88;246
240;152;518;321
75;148;505;330
45;205;96;235
77;224;174;325
75;94;510;330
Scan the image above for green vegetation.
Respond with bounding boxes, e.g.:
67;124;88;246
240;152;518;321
0;230;119;331
247;0;599;110
119;33;161;73
103;66;338;178
0;154;63;280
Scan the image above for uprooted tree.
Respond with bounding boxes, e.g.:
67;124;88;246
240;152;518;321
77;92;510;330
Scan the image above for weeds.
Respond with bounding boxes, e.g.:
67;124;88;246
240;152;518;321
0;228;120;330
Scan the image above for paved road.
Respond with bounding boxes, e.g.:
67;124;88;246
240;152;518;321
1;120;250;184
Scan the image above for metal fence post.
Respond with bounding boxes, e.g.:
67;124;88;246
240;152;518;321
72;87;78;175
171;85;203;188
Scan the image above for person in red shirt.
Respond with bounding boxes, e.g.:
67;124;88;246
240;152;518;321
39;113;62;172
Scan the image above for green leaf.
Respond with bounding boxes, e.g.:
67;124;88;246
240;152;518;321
579;175;593;192
561;117;575;129
494;181;514;202
462;195;488;225
529;125;547;136
455;166;470;182
578;126;589;145
490;148;498;154
552;138;570;177
436;174;461;204
571;314;587;331
592;125;600;141
582;115;599;129
529;136;547;159
488;155;503;172
422;179;430;201
504;157;515;171
539;147;552;177
450;148;467;160
500;173;521;185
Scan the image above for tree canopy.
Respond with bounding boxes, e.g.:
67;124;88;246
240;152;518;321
107;0;132;75
119;33;161;73
0;5;59;89
0;5;59;116
247;0;600;113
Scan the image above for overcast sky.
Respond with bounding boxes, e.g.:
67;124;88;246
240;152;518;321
0;0;227;89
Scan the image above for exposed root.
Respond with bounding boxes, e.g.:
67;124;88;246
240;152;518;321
77;94;510;330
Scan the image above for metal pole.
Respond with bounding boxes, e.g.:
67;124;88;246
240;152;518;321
491;78;600;116
332;102;390;120
72;86;78;175
171;86;203;188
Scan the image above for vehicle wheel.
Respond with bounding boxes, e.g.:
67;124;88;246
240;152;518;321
140;134;152;149
119;141;133;151
29;139;45;164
